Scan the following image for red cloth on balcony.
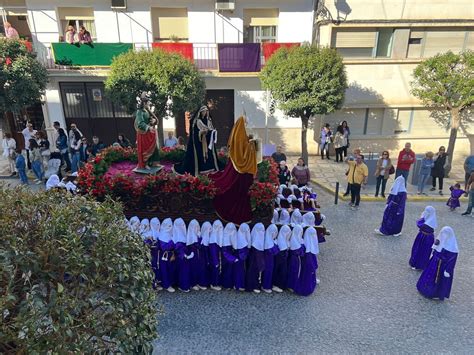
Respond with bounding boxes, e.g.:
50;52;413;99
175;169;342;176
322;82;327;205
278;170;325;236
152;43;194;61
262;43;300;61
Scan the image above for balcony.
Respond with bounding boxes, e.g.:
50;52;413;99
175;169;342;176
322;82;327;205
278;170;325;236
35;42;300;73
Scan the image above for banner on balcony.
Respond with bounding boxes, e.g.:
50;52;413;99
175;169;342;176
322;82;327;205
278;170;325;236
152;43;194;61
51;43;133;66
262;43;300;62
218;43;261;72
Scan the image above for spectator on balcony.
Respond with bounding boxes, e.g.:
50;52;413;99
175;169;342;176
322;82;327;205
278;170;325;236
4;22;19;40
78;26;92;44
116;133;131;148
65;25;77;44
164;131;178;148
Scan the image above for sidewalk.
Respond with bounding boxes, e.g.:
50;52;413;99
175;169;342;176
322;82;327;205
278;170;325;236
0;155;45;191
287;155;468;203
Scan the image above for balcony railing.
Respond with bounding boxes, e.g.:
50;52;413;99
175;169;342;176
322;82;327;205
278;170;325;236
35;42;300;73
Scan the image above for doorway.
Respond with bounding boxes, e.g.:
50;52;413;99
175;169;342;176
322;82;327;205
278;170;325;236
206;89;235;149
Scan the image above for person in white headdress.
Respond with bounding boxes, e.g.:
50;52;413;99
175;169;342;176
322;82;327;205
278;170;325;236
295;227;319;296
417;226;458;300
149;218;162;290
186;219;203;291
246;223;266;293
139;219;152;242
272;210;279;224
129;216;140;234
290;208;303;227
273;225;291;292
197;221;212;290
232;223;250;291
262;224;280;293
409;206;437;270
46;174;60;190
287;225;305;292
302;212;315;228
173;218;192;292
279;209;291;225
208;220;224;290
221;223;238;289
158;218;175;292
375;175;407;236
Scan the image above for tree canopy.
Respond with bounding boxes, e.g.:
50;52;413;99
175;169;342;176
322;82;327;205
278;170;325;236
0;39;48;114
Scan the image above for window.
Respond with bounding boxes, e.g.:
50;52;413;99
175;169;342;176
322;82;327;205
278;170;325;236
407;30;424;58
57;7;96;41
423;29;465;57
376;28;393;57
243;8;278;43
365;109;384;135
332;28;393;58
151;7;188;42
395;109;413;134
323;109;366;136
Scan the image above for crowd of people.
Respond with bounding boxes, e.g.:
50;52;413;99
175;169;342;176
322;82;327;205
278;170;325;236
128;217;321;297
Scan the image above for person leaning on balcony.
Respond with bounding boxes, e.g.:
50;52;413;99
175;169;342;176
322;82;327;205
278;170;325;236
65;25;77;44
78;26;92;44
4;22;19;39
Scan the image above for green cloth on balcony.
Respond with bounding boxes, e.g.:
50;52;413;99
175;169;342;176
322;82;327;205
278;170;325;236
52;43;133;66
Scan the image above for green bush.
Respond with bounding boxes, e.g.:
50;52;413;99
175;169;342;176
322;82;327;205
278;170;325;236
0;187;157;353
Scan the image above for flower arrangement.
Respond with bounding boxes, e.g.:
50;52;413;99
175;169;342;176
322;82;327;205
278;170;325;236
158;146;186;163
256;157;279;185
249;182;278;210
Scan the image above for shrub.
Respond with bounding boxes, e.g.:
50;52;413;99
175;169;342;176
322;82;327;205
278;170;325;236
0;187;157;353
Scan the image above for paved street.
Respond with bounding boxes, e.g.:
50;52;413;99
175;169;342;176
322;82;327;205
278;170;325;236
153;190;474;353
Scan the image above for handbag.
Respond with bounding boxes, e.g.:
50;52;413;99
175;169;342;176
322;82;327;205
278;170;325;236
389;166;395;175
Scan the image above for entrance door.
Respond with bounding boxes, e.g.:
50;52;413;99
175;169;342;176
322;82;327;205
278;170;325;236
206;89;235;149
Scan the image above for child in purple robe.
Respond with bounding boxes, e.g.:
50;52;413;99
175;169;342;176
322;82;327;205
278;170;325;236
272;209;279;224
447;184;465;211
186;219;202;291
221;223;238;289
197;221;212;289
409;206;437;270
158;218;175;292
262;224;280;293
246;223;266;293
273;225;291;291
278;209;291;225
173;218;194;292
209;220;224;291
375;175;407;236
417;226;458;300
150;218;162;290
302;187;318;211
287;225;305;292
290;208;303;227
129;216;140;234
295;227;319;296
233;223;250;291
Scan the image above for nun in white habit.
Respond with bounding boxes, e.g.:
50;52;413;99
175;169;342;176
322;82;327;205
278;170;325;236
158;218;175;292
246;223;266;293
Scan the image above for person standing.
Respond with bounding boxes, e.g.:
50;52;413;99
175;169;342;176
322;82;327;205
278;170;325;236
395;142;415;185
295;227;319;297
333;125;346;163
29;139;44;184
37;131;51;169
464;154;474;186
22;122;37;170
56;128;71;172
374;151;393;198
2;132;17;176
291;158;311;187
164;131;178;148
375;176;407;237
341;120;350;158
278;160;291;186
90;136;105;156
430;146;448;195
13;150;28;185
246;223;266;293
79;137;89;162
271;145;287;164
261;224;280;294
409;206;437;270
346;154;368;210
417;152;434;195
320;123;332;160
4;21;19;39
461;170;474;216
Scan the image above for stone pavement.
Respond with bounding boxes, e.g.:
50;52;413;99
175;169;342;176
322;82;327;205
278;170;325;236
287;155;468;202
153;189;473;353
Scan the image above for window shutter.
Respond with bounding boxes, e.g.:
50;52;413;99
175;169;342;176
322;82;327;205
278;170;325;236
152;7;188;40
243;9;279;27
334;30;376;48
423;30;465;57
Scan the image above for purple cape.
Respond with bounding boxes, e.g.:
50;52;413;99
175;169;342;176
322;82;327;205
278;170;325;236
295;253;318;296
273;250;289;290
379;192;407;235
287;247;305;291
409;219;434;270
417;249;457;300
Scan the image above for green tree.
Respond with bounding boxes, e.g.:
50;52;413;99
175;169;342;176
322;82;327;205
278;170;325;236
105;49;206;146
0;39;48;117
411;50;474;175
260;45;347;164
0;188;157;353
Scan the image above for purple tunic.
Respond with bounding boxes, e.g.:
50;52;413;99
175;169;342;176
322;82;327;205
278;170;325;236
158;240;175;289
315;215;326;243
379;192;407;235
273;250;289;290
221;246;237;289
417;249;457;300
245;248;266;291
295;253;318;296
287;246;305;291
447;187;465;209
262;245;280;290
209;243;221;287
175;242;199;291
409;219;434;270
234;248;249;290
197;242;210;288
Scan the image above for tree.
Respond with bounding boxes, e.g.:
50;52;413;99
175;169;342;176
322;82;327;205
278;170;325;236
260;45;347;164
105;49;206;146
0;187;158;353
411;50;474;175
0;39;48;118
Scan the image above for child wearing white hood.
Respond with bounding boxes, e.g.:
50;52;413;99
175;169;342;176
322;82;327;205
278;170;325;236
246;223;266;293
261;224;280;293
150;218;162;290
221;223;238;290
295;227;319;296
208;220;224;291
409;206;437;270
158;218;175;292
273;225;291;291
197;221;212;290
233;223;250;291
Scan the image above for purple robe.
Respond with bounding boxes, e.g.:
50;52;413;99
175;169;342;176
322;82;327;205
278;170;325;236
379;192;407;235
287;246;305;291
315;215;326;243
175;242;199;291
234;248;249;290
209;243;221;287
221;246;237;289
262;245;280;290
273;250;289;289
245;248;266;291
447;187;465;209
295;253;318;296
158;240;175;289
417;249;457;300
197;242;210;288
409;219;434;270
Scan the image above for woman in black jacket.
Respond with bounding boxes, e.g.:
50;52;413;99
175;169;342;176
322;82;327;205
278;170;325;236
431;146;447;195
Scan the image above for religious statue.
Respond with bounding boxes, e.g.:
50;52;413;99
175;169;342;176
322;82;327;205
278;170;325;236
133;91;161;174
174;105;222;176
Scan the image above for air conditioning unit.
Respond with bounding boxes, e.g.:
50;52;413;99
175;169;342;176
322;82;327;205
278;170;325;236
111;0;127;10
216;0;235;11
